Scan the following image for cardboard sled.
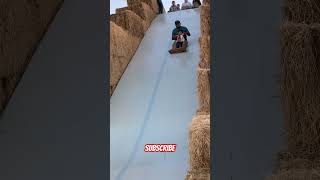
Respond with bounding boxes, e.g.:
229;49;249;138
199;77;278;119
169;41;189;54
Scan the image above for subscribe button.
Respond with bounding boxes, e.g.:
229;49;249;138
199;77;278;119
144;144;177;152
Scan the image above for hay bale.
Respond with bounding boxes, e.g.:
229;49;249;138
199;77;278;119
280;23;320;159
115;7;129;14
283;0;320;24
200;5;210;36
197;68;210;113
115;2;156;31
110;10;145;38
199;36;210;69
188;115;210;171
186;168;210;180
110;22;141;96
141;0;159;13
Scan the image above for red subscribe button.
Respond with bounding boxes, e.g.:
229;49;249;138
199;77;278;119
144;144;177;152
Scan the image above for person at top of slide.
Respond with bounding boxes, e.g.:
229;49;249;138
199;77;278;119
181;0;193;10
168;1;179;12
192;0;202;8
172;20;191;48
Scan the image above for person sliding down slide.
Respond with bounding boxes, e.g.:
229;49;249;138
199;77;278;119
168;20;191;54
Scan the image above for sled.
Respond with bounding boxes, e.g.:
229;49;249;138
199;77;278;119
168;41;188;54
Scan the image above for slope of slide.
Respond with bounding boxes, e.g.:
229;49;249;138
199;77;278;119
110;9;200;180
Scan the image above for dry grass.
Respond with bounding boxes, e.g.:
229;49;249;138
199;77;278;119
189;114;210;171
110;10;145;38
199;36;210;69
110;22;141;95
283;0;320;24
0;0;63;112
200;5;210;36
197;68;210;114
280;22;320;159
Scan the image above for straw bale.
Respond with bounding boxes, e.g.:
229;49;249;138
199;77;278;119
197;68;210;113
141;0;159;13
186;168;210;180
110;22;141;96
283;0;320;24
188;115;210;171
199;36;210;69
115;2;156;31
200;5;210;36
110;10;145;38
280;22;320;159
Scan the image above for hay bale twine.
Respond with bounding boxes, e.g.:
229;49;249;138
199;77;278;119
200;5;210;36
199;36;210;69
197;68;210;114
110;22;141;96
280;23;320;159
188;115;210;171
110;10;145;38
283;0;320;24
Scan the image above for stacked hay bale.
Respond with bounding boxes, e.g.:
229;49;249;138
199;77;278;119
110;0;159;96
186;1;211;179
268;0;320;179
110;22;141;94
186;115;211;180
0;0;63;113
115;2;156;31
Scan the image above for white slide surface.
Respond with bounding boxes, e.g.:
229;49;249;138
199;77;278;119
110;9;200;180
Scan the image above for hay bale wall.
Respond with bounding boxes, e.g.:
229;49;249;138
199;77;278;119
200;5;210;36
110;10;145;38
197;68;210;114
110;0;159;96
186;115;210;180
199;36;210;69
110;22;141;95
280;23;320;159
116;2;156;30
0;0;63;112
269;0;320;178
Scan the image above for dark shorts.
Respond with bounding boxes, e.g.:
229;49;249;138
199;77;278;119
176;42;183;48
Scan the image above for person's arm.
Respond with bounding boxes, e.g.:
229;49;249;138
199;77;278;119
172;30;177;40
